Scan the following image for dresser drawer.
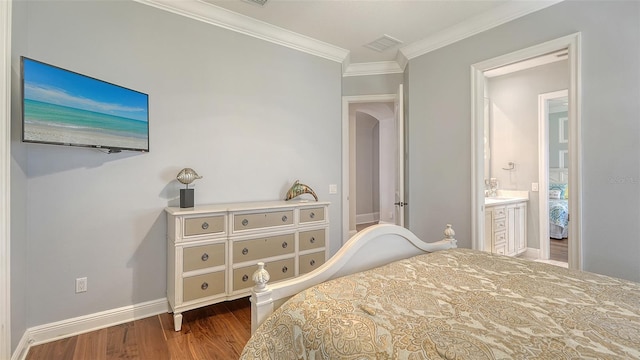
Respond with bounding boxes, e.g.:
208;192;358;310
492;206;506;219
494;231;506;244
299;252;325;275
232;233;294;263
300;207;325;223
299;229;325;251
233;258;295;292
494;243;506;255
494;219;506;233
233;210;294;231
183;243;225;272
184;215;225;237
183;271;225;302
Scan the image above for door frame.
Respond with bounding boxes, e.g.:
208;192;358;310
342;94;395;243
470;33;582;269
1;0;12;357
538;89;568;260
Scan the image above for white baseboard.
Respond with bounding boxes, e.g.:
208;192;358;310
356;212;379;225
10;333;31;360
12;298;169;360
520;247;540;260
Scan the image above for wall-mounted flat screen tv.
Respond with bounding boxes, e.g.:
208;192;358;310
21;57;149;153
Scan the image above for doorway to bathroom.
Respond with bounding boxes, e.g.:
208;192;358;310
471;33;582;270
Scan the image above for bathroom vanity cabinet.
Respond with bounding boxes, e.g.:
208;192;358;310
485;199;527;256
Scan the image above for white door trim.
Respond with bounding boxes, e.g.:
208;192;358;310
342;94;395;244
470;33;582;270
1;0;12;358
538;89;568;260
394;84;405;227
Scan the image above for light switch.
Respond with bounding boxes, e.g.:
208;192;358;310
531;182;539;191
329;184;338;194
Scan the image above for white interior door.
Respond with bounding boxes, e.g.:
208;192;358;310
394;84;405;227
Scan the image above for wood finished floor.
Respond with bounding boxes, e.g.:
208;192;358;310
550;237;569;263
25;297;251;360
356;221;378;232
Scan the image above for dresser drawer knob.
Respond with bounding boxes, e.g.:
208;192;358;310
282;242;288;249
310;237;316;243
242;219;249;226
309;212;315;219
282;266;288;273
242;274;249;282
242;248;249;255
310;259;316;266
201;282;208;290
281;215;288;222
201;253;209;261
201;222;209;230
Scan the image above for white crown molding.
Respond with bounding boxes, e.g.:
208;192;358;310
395;51;408;73
343;61;404;77
133;0;349;63
133;0;563;77
400;0;564;60
12;298;168;360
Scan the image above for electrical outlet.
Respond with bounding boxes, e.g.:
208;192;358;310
76;277;87;293
531;182;539;192
329;184;338;194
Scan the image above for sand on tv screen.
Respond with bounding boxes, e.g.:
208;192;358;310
21;57;149;152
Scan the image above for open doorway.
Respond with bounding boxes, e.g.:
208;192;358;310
539;90;569;266
471;33;582;270
342;86;405;243
354;106;385;232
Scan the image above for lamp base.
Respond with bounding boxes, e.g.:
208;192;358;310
180;189;194;208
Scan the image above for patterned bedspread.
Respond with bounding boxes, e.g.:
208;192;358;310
241;249;640;359
550;198;569;228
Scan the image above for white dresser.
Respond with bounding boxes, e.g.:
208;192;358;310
485;199;527;256
166;200;329;331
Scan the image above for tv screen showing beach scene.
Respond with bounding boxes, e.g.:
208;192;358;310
21;57;149;152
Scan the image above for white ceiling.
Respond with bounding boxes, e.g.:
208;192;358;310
137;0;563;75
205;0;507;64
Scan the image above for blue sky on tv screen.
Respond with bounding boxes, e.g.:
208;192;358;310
23;58;148;123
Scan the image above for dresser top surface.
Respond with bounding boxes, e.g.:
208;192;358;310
165;200;330;216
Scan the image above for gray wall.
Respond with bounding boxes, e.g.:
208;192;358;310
406;0;640;282
11;0;342;338
342;73;404;96
487;60;569;249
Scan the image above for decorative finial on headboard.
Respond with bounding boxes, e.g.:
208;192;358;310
252;262;271;293
443;224;457;247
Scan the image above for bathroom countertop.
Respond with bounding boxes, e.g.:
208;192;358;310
484;197;529;206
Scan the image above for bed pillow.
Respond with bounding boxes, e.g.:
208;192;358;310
549;189;562;199
549;183;568;199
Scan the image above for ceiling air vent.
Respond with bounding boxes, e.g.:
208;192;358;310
243;0;268;6
364;34;403;52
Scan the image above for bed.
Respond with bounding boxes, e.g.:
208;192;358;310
549;168;569;239
549;197;569;239
241;224;640;359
